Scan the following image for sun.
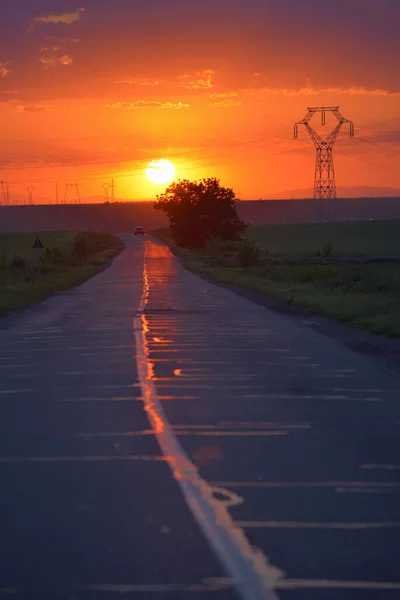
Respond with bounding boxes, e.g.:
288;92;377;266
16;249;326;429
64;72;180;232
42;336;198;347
146;159;175;185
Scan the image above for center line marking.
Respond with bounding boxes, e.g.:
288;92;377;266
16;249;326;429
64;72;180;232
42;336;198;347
134;242;282;600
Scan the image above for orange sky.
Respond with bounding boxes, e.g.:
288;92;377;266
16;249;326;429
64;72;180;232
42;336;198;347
1;1;399;203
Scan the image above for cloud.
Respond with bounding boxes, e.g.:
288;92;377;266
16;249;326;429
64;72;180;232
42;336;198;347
34;8;85;25
40;48;73;69
209;92;239;99
180;69;214;90
17;104;50;112
0;62;10;78
257;86;400;97
161;101;190;109
115;79;164;87
209;100;242;107
106;100;190;109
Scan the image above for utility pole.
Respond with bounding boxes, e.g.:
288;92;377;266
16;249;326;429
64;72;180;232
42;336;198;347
294;106;354;221
6;184;10;206
55;182;59;205
64;183;69;204
111;178;115;202
74;183;81;204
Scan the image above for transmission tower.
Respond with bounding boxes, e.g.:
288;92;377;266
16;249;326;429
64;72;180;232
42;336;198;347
103;182;111;202
63;183;81;204
0;181;6;205
294;106;354;220
74;183;81;204
27;186;34;206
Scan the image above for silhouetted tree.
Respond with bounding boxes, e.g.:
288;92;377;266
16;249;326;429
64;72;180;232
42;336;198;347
154;178;247;247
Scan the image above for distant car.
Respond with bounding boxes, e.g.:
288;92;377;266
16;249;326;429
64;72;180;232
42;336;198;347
134;226;145;236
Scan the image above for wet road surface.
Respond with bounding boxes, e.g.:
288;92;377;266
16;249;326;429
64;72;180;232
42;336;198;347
0;235;399;599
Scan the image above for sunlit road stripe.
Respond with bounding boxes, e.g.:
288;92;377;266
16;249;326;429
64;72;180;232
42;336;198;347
135;246;281;600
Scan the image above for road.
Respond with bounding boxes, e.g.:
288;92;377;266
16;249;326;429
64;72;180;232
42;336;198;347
0;234;399;600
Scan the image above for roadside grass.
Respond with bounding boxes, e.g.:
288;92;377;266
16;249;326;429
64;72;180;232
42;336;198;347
0;231;124;315
152;222;400;338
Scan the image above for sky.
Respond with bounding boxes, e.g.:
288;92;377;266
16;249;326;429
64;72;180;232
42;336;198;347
0;0;399;203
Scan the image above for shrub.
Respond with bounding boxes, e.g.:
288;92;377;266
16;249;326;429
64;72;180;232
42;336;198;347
291;265;339;283
41;245;65;267
238;240;261;267
204;237;223;258
322;243;333;258
0;251;6;271
9;253;27;270
219;251;240;267
72;233;90;260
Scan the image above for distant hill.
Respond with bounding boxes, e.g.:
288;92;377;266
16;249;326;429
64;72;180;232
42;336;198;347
262;186;400;200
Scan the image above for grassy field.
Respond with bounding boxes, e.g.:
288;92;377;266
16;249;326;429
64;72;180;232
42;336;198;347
0;231;124;315
153;221;400;338
246;220;400;258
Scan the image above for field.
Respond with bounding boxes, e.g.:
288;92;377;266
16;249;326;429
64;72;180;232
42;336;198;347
246;220;400;258
0;231;124;315
154;220;400;338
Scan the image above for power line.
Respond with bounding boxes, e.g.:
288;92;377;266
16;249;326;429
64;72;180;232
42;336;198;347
3;134;292;185
1;132;294;177
4;137;310;186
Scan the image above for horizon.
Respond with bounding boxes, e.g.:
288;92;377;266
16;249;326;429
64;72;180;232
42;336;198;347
1;0;399;203
3;189;400;207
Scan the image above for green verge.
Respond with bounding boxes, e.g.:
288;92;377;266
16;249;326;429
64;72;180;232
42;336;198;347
0;231;125;316
152;223;400;338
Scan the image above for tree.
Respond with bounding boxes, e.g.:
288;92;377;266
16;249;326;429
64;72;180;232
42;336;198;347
154;178;247;247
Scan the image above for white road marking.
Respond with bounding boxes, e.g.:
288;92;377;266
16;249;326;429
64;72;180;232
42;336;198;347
210;481;399;489
134;244;282;600
2;579;400;593
0;455;165;464
362;464;400;470
276;579;400;590
237;521;400;530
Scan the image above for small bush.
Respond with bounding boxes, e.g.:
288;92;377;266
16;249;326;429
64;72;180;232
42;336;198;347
41;246;65;267
238;240;261;268
9;253;27;270
322;243;333;258
0;251;6;271
219;251;240;267
291;265;338;283
72;233;90;260
204;237;224;258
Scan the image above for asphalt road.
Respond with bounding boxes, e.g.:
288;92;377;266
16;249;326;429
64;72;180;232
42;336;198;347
0;234;399;600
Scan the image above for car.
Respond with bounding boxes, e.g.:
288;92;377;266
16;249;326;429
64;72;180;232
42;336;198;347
134;226;145;236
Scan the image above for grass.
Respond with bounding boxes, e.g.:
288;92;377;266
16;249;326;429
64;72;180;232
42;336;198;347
152;222;400;338
246;220;400;258
0;231;124;316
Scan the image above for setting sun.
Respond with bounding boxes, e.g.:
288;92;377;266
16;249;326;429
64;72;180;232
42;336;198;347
146;159;176;185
